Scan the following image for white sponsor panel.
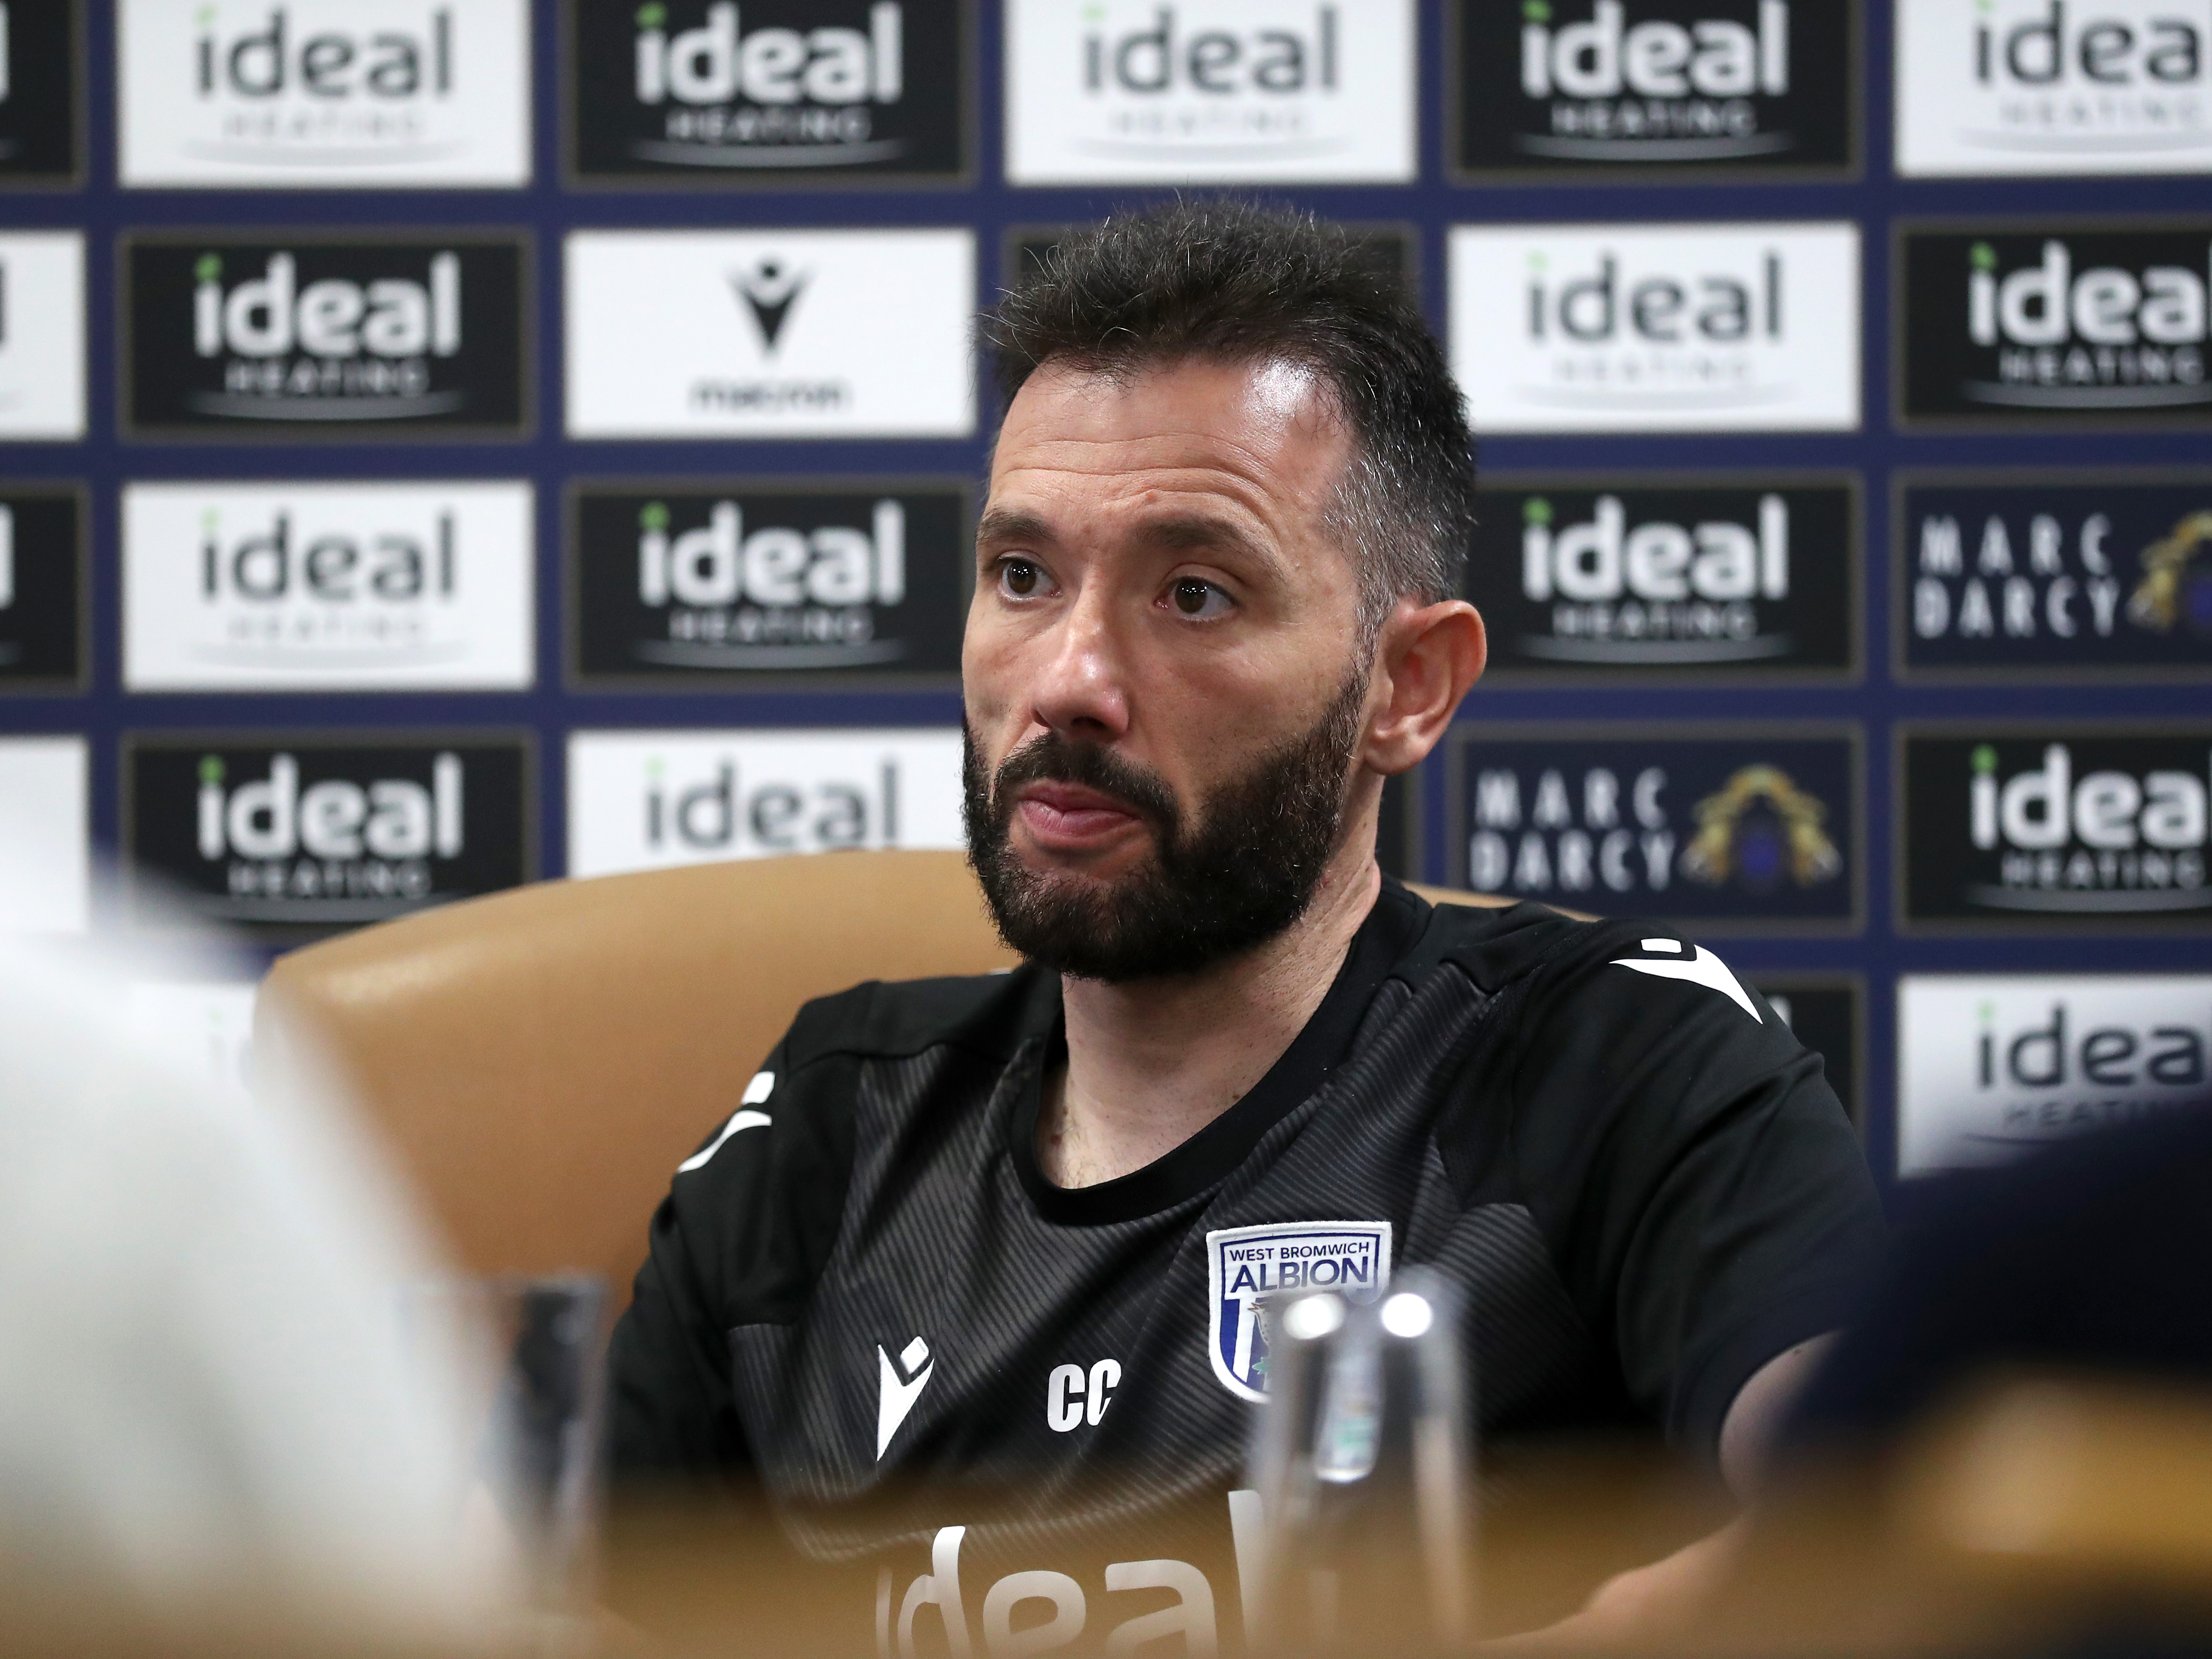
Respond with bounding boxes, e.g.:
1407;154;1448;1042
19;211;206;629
0;232;85;440
118;0;531;187
0;735;88;934
1898;974;2212;1175
123;481;534;692
1005;0;1413;184
126;981;259;1104
1449;221;1860;433
1897;0;2212;177
566;728;965;877
564;229;975;439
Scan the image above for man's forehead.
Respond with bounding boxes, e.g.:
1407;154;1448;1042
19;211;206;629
989;356;1347;512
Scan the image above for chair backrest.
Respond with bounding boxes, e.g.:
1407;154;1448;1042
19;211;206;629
256;850;1508;1302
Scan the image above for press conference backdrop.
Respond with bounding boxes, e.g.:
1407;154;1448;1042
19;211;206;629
0;0;2208;1188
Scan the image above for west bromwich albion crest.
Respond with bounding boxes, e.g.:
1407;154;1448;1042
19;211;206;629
1206;1221;1393;1402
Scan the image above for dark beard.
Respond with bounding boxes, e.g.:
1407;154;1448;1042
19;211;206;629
962;673;1369;983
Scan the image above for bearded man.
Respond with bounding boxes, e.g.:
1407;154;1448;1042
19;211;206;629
607;201;1884;1641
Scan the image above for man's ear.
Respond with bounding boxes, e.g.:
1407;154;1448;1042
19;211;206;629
1363;599;1485;777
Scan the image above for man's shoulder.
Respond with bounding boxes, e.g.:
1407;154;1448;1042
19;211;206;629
781;964;1054;1075
1400;893;1660;996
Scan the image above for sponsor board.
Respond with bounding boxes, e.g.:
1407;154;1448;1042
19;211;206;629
123;481;535;693
1895;471;2212;680
1004;0;1415;185
0;231;85;439
0;0;83;185
0;485;85;690
1898;975;2212;1174
1005;221;1417;302
1900;724;2212;929
0;735;87;934
568;481;965;687
1897;220;2212;428
1449;221;1860;433
1446;724;1862;933
117;0;530;187
1453;0;1857;180
1468;473;1858;682
565;728;965;877
1897;0;2212;177
122;231;530;439
568;0;970;185
124;733;532;939
1749;974;1863;1131
564;228;974;438
126;981;258;1105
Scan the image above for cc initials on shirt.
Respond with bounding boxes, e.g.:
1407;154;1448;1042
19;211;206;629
1045;1358;1121;1432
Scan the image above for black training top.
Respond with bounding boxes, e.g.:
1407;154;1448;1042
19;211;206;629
609;880;1882;1575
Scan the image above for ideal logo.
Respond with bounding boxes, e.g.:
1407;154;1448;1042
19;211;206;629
1900;476;2212;675
0;232;85;440
564;229;974;439
122;483;533;693
126;736;530;937
1898;975;2212;1174
1005;0;1414;185
565;728;965;878
1470;479;1857;676
0;489;84;687
573;0;963;181
1903;730;2212;925
126;235;526;437
1453;729;1857;929
1456;0;1854;176
0;0;80;183
1900;224;2212;425
572;485;967;685
1450;223;1860;432
1898;0;2212;177
118;0;528;186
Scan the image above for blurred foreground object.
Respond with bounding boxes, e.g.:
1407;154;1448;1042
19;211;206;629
1247;1270;1473;1651
0;856;507;1652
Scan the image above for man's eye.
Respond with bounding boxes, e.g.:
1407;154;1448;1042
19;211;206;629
1169;578;1232;619
1000;559;1044;598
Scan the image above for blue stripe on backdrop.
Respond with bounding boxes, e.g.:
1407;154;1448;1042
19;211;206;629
0;0;2206;1193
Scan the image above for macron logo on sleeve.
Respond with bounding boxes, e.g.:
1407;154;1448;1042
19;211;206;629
675;1070;775;1173
1610;939;1762;1023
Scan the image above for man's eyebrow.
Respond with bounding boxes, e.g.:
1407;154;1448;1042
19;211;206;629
975;508;1056;548
1136;514;1273;563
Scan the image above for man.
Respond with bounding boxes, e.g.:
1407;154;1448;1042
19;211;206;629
608;201;1883;1644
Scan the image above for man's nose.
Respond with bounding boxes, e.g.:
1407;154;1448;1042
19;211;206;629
1029;584;1132;742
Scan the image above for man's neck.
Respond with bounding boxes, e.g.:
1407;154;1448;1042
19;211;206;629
1037;852;1383;1189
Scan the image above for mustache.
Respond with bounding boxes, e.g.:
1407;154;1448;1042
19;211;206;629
991;732;1180;834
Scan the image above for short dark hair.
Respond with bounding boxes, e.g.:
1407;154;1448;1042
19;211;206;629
983;198;1478;636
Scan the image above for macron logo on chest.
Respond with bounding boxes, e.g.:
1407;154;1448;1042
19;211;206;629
877;1336;934;1459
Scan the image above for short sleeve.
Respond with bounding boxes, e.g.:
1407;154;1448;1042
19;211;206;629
1500;935;1886;1462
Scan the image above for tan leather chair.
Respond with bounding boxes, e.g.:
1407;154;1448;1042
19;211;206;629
256;850;1506;1306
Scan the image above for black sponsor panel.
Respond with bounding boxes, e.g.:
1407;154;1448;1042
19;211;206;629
1898;221;2212;428
124;734;532;940
1897;473;2212;680
1450;726;1860;932
122;233;529;439
0;0;80;184
1901;727;2212;930
1468;475;1856;680
1007;224;1417;300
569;0;969;183
1454;0;1855;179
569;482;968;685
0;486;83;689
1749;975;1861;1130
